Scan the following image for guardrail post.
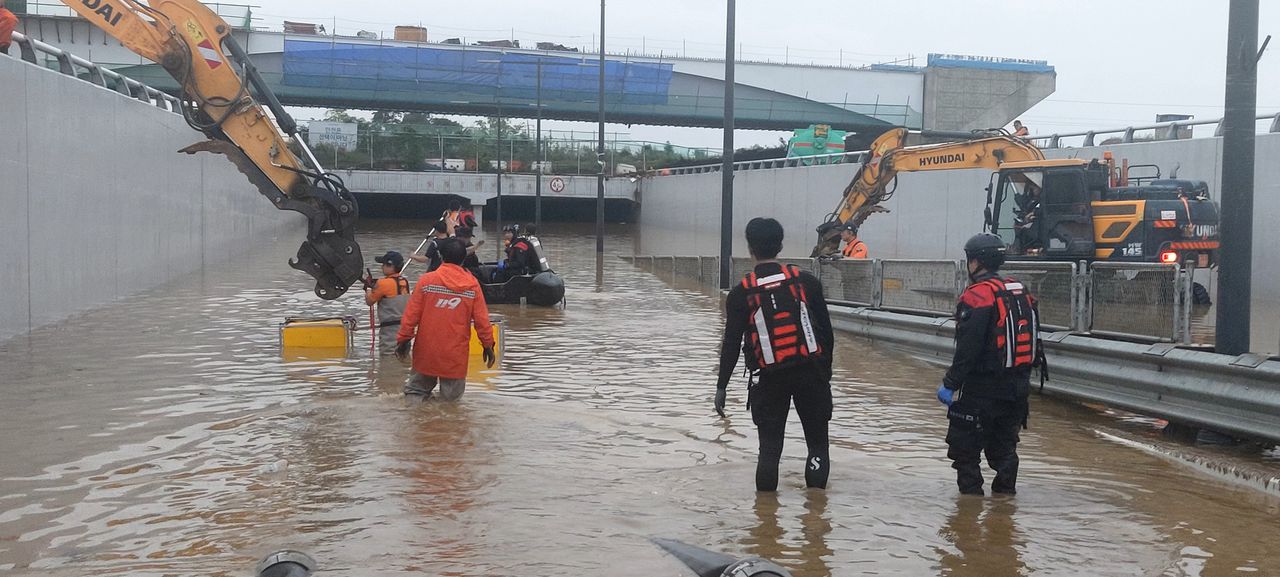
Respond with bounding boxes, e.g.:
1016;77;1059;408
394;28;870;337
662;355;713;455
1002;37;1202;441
1177;265;1194;345
17;37;37;64
1271;112;1280;133
1074;260;1091;332
871;259;884;308
87;64;108;87
1047;134;1060;149
1122;127;1135;143
54;51;75;76
1083;131;1096;147
1215;121;1226;137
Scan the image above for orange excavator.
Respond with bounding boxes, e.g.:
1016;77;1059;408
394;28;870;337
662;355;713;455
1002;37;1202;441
61;0;361;299
813;127;1221;269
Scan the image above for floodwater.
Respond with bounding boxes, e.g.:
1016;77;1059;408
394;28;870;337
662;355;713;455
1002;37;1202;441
1;221;1277;577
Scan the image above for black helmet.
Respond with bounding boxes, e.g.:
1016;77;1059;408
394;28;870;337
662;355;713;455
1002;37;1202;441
963;233;1006;271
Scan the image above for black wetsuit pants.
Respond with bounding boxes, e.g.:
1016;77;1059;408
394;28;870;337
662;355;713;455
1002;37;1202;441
750;378;832;492
945;396;1026;495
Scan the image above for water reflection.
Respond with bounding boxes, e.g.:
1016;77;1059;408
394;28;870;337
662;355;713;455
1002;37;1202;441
743;491;833;577
938;497;1025;577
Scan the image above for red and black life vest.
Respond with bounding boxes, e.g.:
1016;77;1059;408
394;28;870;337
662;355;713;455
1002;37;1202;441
741;265;822;373
978;277;1040;370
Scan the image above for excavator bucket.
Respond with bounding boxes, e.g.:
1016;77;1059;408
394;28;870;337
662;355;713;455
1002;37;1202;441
181;139;363;299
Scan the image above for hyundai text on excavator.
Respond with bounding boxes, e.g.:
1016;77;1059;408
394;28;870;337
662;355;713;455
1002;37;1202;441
62;0;362;299
813;127;1221;269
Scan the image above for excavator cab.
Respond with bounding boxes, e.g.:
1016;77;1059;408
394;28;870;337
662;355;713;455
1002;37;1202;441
988;160;1096;259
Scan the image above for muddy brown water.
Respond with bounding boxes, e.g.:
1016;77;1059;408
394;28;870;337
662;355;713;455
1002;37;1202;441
1;221;1277;577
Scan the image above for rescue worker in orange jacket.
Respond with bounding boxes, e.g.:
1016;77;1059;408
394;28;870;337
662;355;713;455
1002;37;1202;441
363;251;411;355
396;238;496;401
839;224;868;259
936;233;1043;496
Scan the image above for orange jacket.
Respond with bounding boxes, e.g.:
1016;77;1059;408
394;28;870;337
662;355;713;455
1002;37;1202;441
842;238;868;259
397;263;495;379
0;9;17;51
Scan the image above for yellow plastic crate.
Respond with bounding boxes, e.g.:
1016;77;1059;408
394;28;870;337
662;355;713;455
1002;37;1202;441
280;317;356;352
469;316;505;360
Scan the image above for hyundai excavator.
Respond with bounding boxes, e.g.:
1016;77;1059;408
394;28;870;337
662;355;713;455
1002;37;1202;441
61;0;362;299
813;127;1221;269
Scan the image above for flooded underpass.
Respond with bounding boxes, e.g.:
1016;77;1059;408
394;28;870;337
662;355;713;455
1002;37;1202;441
1;221;1278;577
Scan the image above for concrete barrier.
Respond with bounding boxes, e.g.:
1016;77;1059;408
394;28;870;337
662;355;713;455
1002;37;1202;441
0;53;303;341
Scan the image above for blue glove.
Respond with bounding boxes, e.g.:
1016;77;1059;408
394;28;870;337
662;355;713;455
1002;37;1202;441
497;260;508;270
936;384;955;406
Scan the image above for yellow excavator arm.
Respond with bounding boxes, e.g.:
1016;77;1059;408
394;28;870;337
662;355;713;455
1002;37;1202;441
62;0;361;299
812;127;1045;257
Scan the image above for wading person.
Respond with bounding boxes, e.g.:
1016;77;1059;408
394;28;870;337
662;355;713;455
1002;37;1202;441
715;217;835;492
409;220;450;272
396;238;496;401
363;251;411;355
937;233;1043;496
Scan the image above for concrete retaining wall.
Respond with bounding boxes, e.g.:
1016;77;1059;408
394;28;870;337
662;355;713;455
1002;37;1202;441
638;133;1280;353
0;55;303;341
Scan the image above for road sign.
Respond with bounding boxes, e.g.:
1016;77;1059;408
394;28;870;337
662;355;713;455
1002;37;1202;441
549;177;566;193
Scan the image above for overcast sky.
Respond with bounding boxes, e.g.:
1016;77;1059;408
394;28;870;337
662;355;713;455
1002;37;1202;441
269;0;1280;149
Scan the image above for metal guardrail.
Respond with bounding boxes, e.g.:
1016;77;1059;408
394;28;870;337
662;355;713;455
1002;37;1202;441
1001;261;1078;331
656;111;1280;176
826;307;1280;444
1028;112;1280;149
633;255;1193;344
8;31;181;113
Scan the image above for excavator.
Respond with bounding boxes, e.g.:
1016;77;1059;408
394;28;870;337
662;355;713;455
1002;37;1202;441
61;0;362;299
813;127;1221;270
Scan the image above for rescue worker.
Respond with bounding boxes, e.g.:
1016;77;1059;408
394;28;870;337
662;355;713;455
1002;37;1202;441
1012;120;1029;138
363;251;412;355
443;199;477;235
839;224;868;259
396;238;496;401
456;226;485;278
715;217;835;492
409;220;450;272
492;225;534;283
936;233;1043;496
0;0;18;56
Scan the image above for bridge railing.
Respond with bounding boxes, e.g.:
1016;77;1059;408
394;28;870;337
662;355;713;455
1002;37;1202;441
630;255;1196;345
8;31;181;113
654;110;1280;176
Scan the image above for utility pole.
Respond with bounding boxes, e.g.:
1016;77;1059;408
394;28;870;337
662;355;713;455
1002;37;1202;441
535;57;544;229
596;0;607;255
1217;0;1260;355
719;0;736;289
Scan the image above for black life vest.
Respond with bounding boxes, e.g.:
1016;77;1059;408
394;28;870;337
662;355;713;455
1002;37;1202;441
979;277;1040;370
741;265;822;373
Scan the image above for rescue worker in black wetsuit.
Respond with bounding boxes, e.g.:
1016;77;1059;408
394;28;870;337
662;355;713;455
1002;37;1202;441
409;221;450;272
715;217;835;492
937;233;1043;496
456;226;484;279
492;225;534;283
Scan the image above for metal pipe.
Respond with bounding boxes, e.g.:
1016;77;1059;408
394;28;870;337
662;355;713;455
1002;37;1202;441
719;0;736;290
1217;0;1259;355
535;57;543;229
596;0;606;255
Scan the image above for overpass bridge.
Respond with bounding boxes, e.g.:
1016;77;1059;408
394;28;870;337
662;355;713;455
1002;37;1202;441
16;13;1054;134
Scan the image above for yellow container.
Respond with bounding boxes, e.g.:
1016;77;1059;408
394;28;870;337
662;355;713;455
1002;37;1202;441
280;317;355;352
469;316;505;360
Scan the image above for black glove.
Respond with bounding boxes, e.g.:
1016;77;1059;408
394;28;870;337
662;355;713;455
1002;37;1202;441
714;388;728;417
482;347;496;368
395;340;411;361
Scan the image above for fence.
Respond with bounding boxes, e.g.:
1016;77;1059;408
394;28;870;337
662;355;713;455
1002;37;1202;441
8;32;181;113
630;255;1196;344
